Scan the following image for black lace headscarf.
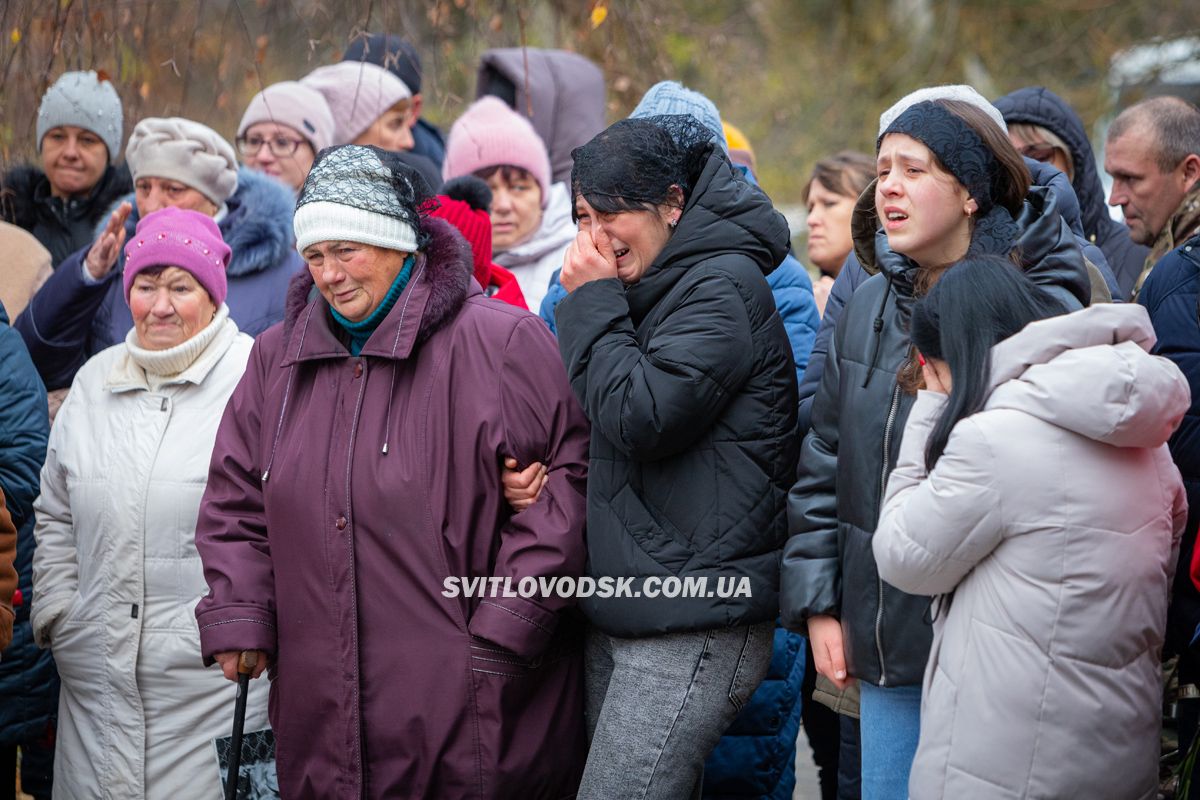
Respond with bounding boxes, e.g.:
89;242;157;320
569;114;714;221
878;100;1020;256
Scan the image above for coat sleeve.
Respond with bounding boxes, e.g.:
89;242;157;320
872;391;1004;596
0;318;49;535
0;489;16;652
555;273;754;461
781;313;845;630
193;338;277;664
539;269;567;335
14;244;115;390
768;254;820;384
467;316;590;659
30;383;83;646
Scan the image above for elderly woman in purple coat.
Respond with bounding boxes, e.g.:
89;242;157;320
194;145;590;799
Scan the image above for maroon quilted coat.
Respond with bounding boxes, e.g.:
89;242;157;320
194;217;589;799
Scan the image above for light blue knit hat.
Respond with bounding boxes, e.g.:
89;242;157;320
630;81;728;153
37;71;124;163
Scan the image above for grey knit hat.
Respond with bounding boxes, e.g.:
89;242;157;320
293;145;423;254
878;84;1008;138
37;71;124;163
125;118;239;205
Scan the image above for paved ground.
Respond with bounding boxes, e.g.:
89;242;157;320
793;736;824;799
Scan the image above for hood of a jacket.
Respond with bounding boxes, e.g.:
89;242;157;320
986;303;1188;448
2;163;131;231
477;48;606;184
493;181;576;268
994;87;1116;244
624;147;790;321
283;215;472;349
97;167;296;279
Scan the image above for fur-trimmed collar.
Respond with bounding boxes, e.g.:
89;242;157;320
283;215;472;346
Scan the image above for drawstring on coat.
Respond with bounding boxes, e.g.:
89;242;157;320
862;277;893;389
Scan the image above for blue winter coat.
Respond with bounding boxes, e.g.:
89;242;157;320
411;118;446;172
15;168;304;390
703;627;805;800
1137;234;1200;653
995;86;1149;299
0;299;54;747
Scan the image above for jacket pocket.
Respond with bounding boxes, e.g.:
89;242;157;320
469;636;540;678
610;483;695;575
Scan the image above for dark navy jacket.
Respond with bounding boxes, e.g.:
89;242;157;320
995;86;1149;299
15;168;303;390
0;300;55;747
1137;234;1200;652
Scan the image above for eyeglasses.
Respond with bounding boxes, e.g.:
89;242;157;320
237;135;307;158
1018;142;1063;164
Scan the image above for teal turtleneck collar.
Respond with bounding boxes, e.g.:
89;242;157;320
330;254;416;355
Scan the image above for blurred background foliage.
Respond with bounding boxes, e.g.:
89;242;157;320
1;0;1198;204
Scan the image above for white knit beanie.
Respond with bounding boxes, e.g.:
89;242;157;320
878;85;1008;138
125;117;239;205
301;62;412;146
293;145;419;254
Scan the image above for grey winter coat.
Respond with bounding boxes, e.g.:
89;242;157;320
874;303;1188;800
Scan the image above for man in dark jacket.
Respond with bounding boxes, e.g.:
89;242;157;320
1105;96;1200;296
996;86;1148;299
0;71;131;267
0;300;54;799
342;33;446;170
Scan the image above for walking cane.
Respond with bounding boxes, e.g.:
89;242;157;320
224;650;258;800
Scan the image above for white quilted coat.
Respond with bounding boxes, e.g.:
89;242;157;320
874;303;1189;800
31;316;269;799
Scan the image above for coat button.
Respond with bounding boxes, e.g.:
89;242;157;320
353;362;363;378
336;516;347;530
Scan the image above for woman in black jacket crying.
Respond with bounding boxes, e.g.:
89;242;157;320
780;96;1091;800
550;115;799;799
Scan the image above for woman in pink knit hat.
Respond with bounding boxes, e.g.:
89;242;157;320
237;80;335;193
443;96;577;310
31;206;270;798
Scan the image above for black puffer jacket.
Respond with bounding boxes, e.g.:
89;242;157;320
781;184;1090;687
995;86;1149;299
556;149;799;637
0;164;131;267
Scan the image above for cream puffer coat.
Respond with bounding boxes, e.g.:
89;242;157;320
873;303;1189;800
31;312;269;800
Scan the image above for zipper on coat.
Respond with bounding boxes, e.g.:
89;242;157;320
875;382;902;686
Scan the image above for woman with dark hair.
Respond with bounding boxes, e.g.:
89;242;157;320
781;97;1091;799
554;115;799;798
802;151;874;316
873;256;1187;799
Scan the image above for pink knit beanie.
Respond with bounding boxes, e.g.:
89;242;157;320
123;207;231;306
442;96;552;208
301;62;412;146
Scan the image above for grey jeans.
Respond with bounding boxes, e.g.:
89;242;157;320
578;620;775;800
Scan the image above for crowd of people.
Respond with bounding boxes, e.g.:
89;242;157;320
0;31;1199;800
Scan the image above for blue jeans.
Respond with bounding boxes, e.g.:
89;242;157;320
857;682;921;800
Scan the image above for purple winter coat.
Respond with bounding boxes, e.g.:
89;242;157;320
194;217;589;799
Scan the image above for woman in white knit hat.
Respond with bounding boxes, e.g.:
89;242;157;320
14;117;303;392
301;61;416;151
237;81;335;193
